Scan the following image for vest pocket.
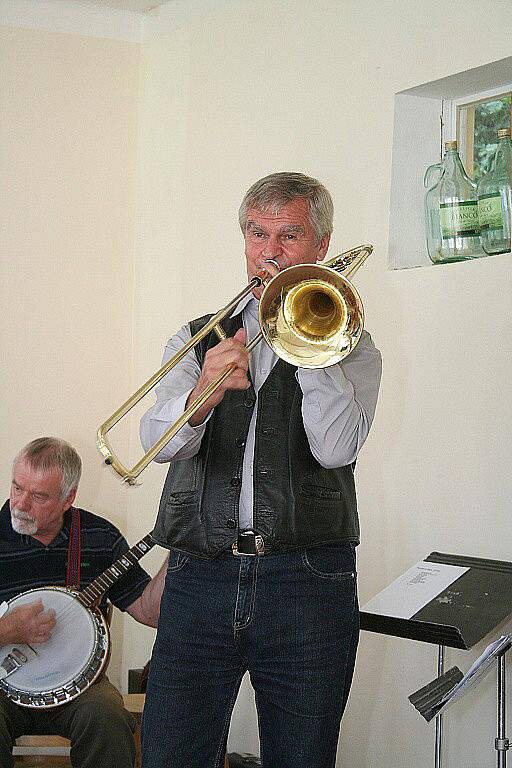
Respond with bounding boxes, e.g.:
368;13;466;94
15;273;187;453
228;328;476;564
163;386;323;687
299;483;342;500
165;490;199;506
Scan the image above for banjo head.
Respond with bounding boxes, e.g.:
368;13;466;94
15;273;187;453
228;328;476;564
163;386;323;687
0;587;109;708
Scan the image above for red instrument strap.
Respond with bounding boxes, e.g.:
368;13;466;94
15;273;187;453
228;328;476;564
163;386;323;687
66;508;81;590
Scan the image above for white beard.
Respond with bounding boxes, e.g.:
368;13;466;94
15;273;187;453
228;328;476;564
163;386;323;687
10;507;38;536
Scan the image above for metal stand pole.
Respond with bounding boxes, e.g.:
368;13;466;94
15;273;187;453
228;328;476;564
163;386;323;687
496;652;509;768
435;644;445;768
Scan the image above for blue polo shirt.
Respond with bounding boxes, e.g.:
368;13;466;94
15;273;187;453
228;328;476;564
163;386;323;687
0;500;150;611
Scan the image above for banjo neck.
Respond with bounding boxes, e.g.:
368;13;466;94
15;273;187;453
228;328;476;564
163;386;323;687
79;533;156;609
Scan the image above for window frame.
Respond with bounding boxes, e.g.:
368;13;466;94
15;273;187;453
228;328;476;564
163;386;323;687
447;84;512;179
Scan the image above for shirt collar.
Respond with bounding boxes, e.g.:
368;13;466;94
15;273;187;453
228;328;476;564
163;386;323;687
231;293;259;319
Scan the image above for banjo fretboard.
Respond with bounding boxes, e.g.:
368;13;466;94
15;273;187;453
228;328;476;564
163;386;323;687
79;534;155;608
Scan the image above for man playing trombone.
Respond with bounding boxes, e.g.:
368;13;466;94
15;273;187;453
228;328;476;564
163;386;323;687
140;172;382;768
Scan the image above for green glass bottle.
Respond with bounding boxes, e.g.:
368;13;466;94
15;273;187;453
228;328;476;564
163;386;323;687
477;128;512;255
424;140;484;264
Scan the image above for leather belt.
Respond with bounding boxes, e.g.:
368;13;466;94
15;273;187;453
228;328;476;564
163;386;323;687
231;531;265;556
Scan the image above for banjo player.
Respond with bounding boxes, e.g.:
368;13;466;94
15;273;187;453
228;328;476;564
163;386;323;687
0;436;168;768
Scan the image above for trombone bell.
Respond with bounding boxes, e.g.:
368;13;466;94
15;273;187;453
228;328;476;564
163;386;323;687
259;263;364;368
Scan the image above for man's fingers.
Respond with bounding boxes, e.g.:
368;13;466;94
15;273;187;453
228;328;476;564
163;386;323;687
233;328;246;344
34;633;51;644
39;610;56;630
225;368;250;390
195;328;251;409
33;610;56;643
26;600;44;615
206;337;249;377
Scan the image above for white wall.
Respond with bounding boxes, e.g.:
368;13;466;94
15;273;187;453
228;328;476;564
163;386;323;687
131;1;512;765
0;2;144;689
1;0;511;764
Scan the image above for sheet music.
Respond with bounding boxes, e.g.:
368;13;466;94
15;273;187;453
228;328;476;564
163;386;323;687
439;635;512;711
415;634;512;721
362;560;469;619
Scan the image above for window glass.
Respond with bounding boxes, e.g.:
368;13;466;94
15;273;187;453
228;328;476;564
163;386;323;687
457;92;511;181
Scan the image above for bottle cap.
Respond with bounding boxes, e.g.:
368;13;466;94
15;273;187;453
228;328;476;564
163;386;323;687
444;140;458;150
498;128;511;139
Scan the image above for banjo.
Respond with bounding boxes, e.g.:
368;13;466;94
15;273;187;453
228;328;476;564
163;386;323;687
0;533;155;708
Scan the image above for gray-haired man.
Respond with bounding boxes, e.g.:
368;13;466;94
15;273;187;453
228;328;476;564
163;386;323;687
141;172;382;768
0;437;167;768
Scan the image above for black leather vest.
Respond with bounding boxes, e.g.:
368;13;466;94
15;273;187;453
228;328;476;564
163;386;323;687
152;312;359;558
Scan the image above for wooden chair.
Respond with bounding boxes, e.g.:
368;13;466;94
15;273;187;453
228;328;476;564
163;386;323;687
13;734;70;765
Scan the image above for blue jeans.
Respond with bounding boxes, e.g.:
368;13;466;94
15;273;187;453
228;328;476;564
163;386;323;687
142;543;359;768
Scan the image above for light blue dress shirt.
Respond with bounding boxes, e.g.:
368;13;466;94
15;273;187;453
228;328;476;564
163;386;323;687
140;295;382;530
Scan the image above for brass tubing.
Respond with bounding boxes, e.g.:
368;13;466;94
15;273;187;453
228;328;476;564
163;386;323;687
118;329;264;484
97;244;372;485
324;244;372;278
97;277;261;484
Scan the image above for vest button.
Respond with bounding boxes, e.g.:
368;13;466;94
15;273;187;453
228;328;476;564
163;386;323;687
226;519;237;529
235;438;245;448
230;477;241;487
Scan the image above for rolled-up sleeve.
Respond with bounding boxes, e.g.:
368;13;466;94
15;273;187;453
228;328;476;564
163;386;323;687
298;330;382;468
139;325;211;463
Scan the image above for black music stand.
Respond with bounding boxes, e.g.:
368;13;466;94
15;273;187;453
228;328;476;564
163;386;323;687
361;552;512;768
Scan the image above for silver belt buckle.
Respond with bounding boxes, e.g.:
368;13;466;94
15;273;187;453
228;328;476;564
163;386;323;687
232;531;265;556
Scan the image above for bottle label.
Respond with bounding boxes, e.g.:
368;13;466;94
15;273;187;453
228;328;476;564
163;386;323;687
439;201;480;238
478;194;504;230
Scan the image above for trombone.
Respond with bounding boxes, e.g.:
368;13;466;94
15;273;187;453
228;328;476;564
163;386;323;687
97;243;372;485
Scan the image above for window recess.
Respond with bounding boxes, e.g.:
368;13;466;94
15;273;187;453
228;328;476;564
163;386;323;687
389;56;512;270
